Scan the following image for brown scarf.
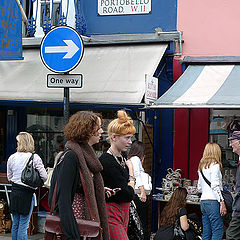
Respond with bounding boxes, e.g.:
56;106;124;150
65;140;110;240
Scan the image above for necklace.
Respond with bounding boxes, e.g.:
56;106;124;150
107;148;126;168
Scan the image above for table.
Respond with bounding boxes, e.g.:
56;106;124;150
153;198;201;227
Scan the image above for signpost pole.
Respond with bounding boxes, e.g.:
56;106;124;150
63;87;70;125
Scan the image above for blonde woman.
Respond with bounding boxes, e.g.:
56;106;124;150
197;143;227;240
7;132;47;240
100;110;136;240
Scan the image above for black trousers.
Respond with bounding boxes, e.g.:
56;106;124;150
134;194;149;240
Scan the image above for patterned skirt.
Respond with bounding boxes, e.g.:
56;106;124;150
106;202;130;240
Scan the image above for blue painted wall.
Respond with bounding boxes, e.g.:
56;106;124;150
81;0;177;35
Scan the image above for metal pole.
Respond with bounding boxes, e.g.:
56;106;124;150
64;87;69;126
15;0;28;25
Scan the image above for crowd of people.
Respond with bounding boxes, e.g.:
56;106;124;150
5;109;240;240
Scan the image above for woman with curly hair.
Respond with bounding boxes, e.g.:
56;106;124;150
197;143;226;240
100;110;136;239
48;111;110;240
154;187;189;240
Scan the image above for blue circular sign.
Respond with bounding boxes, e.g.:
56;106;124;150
40;26;84;73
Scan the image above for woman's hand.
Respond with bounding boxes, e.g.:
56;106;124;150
220;201;227;216
139;186;147;202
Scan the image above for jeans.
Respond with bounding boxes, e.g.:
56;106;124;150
200;200;223;240
11;196;34;240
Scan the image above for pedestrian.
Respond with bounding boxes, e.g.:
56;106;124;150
7;132;47;240
226;131;240;240
154;187;190;240
48;111;110;240
100;110;136;240
198;142;227;240
128;140;150;240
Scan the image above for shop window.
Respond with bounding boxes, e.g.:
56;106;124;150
0;111;5;163
26;108;64;167
40;1;61;27
210;109;240;191
26;108;140;166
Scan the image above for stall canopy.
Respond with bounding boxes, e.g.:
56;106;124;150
0;44;167;104
152;64;240;108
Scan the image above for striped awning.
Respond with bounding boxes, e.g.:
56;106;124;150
152;65;240;108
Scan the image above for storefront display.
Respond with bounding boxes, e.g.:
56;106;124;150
153;168;200;203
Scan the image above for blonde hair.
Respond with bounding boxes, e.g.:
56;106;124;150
16;132;35;153
108;110;136;139
198;143;222;171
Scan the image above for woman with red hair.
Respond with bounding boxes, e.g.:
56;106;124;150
100;110;136;239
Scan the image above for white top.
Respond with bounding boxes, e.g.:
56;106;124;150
130;156;145;189
7;152;48;188
197;163;223;202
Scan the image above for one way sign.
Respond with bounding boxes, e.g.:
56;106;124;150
40;26;84;73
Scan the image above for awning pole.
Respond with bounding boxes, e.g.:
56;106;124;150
15;0;28;25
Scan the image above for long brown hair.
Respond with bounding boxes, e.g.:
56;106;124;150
127;140;145;160
198;143;222;171
159;187;187;227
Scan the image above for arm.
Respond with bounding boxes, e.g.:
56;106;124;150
180;215;189;231
7;156;13;181
179;208;189;231
33;154;48;182
56;152;80;239
210;164;224;202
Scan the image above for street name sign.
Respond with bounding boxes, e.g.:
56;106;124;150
47;74;83;88
40;26;84;73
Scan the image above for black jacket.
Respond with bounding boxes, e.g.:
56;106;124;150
48;151;82;240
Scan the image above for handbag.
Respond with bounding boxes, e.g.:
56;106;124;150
21;153;44;188
127;201;144;240
44;152;101;240
200;170;233;212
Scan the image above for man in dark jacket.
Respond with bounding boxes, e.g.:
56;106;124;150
226;131;240;240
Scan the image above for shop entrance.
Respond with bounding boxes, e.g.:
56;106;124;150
0;111;5;162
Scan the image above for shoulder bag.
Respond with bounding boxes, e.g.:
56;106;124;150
44;152;101;240
127;201;144;240
200;170;233;212
21;153;44;188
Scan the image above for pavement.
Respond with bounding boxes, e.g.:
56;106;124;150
0;233;44;239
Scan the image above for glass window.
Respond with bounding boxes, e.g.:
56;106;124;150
26;107;64;167
26;108;141;165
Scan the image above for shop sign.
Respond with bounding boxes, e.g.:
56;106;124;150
47;74;83;88
98;0;151;16
145;75;158;104
0;0;22;60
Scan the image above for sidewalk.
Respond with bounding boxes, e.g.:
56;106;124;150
0;233;44;239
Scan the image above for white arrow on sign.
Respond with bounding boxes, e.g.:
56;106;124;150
45;40;79;59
